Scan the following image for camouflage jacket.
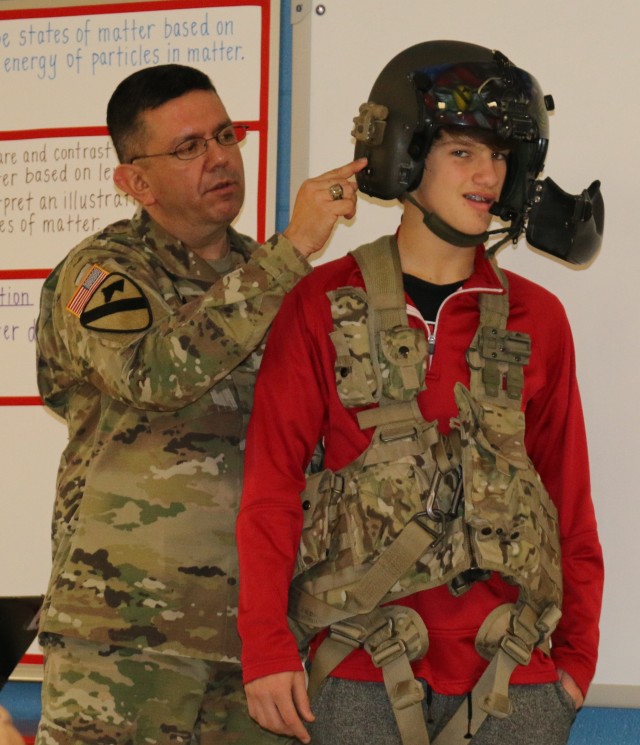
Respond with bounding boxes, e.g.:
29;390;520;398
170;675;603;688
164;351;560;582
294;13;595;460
36;208;311;662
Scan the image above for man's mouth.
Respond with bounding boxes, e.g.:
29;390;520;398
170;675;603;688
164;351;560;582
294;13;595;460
206;179;235;194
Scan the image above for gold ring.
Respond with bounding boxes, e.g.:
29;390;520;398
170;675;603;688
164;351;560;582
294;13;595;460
329;183;344;200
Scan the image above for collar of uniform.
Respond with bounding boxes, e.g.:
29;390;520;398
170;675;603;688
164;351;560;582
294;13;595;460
132;208;255;281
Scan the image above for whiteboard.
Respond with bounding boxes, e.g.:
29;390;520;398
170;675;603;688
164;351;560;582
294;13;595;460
291;0;639;704
0;0;279;615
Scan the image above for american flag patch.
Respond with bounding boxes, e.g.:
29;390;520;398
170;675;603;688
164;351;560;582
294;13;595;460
66;264;110;317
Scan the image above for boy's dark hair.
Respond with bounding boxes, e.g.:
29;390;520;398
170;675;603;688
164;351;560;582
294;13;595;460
107;64;216;163
434;125;515;152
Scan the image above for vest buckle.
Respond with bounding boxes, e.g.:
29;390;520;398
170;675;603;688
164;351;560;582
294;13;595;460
369;638;407;668
366;606;429;668
328;615;389;650
499;632;532;666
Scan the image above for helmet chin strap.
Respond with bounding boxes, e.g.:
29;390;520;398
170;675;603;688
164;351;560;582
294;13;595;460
404;193;489;248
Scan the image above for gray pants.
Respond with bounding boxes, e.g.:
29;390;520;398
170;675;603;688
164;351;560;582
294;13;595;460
305;678;577;745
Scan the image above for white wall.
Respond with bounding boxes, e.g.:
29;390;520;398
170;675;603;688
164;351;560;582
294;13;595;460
291;0;639;699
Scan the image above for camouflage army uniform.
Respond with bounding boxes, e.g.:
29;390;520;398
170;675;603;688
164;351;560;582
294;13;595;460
35;208;307;744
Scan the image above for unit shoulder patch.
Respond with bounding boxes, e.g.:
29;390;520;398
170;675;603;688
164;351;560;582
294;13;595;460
67;265;152;332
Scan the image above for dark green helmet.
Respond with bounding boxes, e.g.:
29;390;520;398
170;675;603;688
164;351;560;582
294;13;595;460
353;40;603;264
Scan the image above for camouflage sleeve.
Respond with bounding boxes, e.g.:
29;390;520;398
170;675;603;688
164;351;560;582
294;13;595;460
40;233;311;411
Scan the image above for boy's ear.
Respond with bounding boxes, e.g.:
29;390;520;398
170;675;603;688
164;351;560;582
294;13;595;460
114;163;156;206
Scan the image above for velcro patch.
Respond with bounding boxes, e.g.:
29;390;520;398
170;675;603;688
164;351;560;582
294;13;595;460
78;272;152;333
66;264;109;317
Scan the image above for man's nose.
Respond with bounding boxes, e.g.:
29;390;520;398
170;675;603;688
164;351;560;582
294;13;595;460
203;138;228;167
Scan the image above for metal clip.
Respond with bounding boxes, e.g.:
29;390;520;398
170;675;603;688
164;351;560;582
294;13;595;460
412;467;448;543
423;469;441;520
447;467;464;518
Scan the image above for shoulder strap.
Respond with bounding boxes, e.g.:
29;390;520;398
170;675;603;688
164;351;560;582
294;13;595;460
468;260;530;408
351;235;407;334
350;236;425;419
478;261;510;328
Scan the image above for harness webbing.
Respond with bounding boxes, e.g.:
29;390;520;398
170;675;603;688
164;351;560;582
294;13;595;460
352;237;408;407
290;236;561;744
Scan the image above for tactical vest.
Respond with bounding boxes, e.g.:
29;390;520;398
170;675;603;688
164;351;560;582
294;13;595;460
288;236;563;745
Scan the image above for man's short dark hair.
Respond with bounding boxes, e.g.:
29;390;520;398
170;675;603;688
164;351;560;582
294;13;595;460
107;64;216;163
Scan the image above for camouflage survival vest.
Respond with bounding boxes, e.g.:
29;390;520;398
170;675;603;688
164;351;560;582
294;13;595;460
288;236;563;745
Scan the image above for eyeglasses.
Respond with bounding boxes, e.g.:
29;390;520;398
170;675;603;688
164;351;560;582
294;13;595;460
129;124;249;164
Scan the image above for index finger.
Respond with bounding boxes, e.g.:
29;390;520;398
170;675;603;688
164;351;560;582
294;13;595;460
326;157;368;181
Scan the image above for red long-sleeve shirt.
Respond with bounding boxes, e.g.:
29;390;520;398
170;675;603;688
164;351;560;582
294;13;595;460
237;244;603;697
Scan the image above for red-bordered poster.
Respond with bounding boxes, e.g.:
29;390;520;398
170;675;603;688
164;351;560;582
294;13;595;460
0;0;277;403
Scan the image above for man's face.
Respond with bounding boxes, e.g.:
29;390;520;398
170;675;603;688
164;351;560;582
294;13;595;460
132;89;245;249
412;130;509;238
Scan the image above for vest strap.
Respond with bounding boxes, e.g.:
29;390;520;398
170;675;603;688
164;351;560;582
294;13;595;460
467;263;533;409
351;237;413;406
433;601;562;744
290;517;450;629
356;399;423;430
309;606;431;745
351;236;407;333
432;646;518;745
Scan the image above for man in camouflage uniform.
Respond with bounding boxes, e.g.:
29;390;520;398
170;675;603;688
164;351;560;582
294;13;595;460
34;64;364;745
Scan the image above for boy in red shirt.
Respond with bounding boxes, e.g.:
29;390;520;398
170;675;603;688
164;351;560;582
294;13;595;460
237;40;604;745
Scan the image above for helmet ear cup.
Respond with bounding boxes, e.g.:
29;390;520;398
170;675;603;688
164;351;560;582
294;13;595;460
404;130;430;192
407;131;428;162
354;113;426;199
